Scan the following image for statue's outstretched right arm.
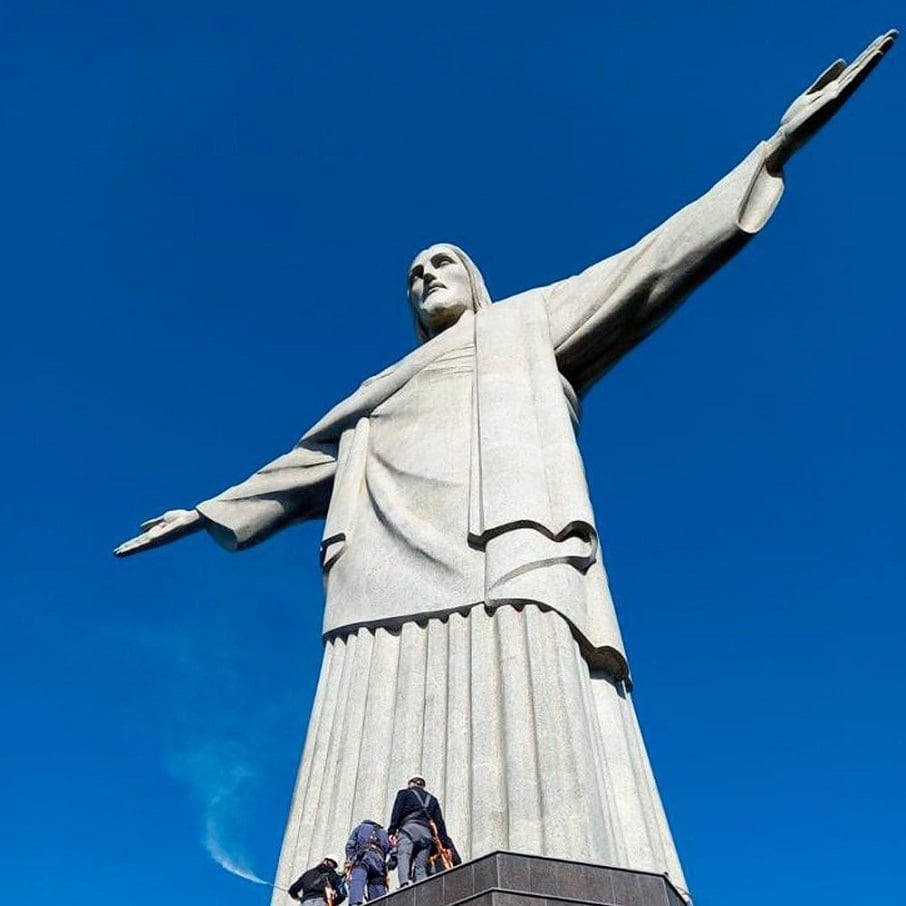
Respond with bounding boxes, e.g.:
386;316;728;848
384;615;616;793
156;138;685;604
113;438;337;557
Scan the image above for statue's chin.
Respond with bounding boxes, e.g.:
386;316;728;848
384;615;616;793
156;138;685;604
420;299;470;336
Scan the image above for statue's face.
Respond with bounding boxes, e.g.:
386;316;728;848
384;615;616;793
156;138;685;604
408;245;473;336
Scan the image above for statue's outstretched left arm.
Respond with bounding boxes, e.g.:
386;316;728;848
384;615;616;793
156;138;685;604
546;30;896;395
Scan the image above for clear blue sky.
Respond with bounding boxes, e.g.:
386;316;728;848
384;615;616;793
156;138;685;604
1;2;903;904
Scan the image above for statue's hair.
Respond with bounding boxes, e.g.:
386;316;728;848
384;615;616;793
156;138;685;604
412;243;492;344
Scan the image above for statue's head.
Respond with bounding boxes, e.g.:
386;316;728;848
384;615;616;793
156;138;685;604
408;243;491;343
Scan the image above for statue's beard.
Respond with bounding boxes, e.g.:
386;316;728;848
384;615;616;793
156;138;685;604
418;295;471;334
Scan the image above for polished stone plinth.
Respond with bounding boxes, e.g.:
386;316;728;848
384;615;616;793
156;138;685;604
381;851;688;906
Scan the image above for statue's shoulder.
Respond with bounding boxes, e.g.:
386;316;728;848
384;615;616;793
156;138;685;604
492;285;548;310
476;287;550;332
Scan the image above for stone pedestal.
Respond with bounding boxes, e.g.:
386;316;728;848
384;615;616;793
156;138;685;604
381;852;688;906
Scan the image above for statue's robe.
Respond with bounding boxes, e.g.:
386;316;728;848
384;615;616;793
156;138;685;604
195;144;783;897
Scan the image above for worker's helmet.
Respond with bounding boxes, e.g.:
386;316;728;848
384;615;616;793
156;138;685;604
408;776;426;787
323;855;340;869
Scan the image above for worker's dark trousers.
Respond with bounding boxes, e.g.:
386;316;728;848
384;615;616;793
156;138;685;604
348;852;387;904
396;822;433;885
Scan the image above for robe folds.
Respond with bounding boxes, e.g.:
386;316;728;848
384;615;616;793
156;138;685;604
202;295;630;678
192;142;784;897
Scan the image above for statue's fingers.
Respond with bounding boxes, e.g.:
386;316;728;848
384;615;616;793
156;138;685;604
140;516;165;531
846;43;880;78
849;34;885;69
846;30;897;77
805;59;845;94
876;29;898;51
114;534;152;556
864;29;898;57
119;517;175;552
838;50;885;98
873;31;898;61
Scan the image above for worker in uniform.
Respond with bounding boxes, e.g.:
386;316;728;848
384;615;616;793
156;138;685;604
288;855;347;905
344;818;395;904
387;776;449;886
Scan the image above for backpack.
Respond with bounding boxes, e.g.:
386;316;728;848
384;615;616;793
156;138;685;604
355;821;385;858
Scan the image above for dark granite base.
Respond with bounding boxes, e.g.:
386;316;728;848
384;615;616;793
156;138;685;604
381;852;687;906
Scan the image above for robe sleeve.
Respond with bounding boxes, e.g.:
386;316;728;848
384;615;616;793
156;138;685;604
546;141;785;394
195;438;337;551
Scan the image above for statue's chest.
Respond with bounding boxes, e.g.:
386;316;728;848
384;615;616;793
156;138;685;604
369;343;475;483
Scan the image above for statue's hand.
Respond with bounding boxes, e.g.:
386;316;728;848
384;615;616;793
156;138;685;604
766;29;897;171
113;508;203;557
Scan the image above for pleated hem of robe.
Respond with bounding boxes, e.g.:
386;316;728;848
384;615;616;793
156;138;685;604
272;604;686;903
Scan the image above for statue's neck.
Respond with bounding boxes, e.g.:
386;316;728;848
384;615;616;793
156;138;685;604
423;307;474;342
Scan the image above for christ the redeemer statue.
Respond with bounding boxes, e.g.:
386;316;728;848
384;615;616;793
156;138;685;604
116;32;896;901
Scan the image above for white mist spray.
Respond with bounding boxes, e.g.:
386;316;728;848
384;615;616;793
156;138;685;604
205;811;269;885
167;742;273;888
135;611;300;893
